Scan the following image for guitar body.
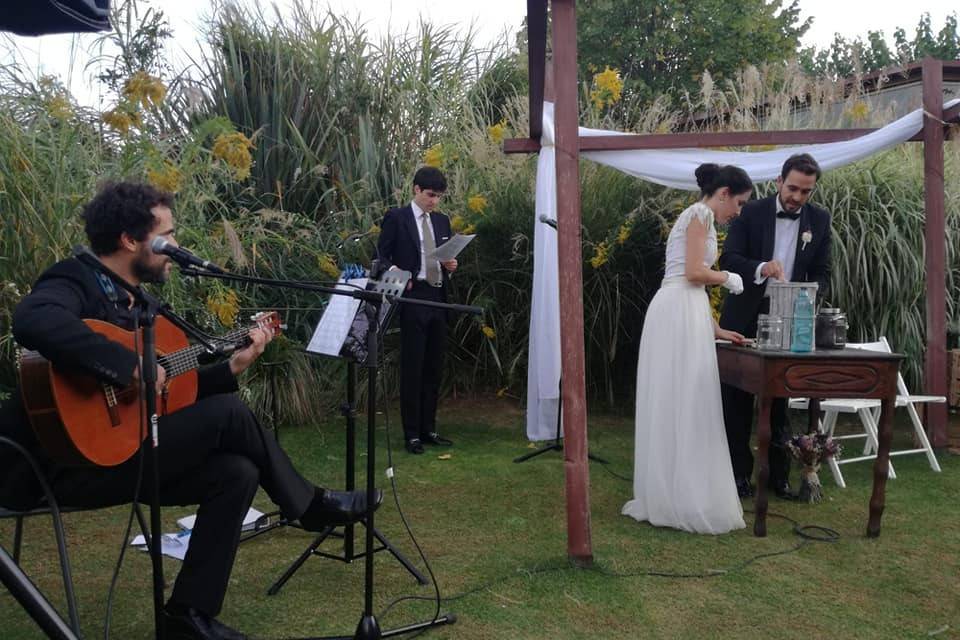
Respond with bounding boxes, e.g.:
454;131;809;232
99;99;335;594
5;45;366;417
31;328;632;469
19;318;198;467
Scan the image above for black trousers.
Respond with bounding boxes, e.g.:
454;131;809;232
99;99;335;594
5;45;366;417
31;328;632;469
49;394;314;616
399;282;447;442
721;383;791;488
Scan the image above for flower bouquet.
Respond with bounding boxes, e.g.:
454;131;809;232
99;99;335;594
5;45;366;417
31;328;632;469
785;433;841;503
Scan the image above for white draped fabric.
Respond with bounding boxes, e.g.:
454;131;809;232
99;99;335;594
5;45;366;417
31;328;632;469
525;98;960;441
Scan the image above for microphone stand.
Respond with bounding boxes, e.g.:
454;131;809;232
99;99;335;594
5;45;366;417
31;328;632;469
72;247;229;640
178;266;480;639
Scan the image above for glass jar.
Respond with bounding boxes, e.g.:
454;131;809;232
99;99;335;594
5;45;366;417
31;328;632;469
816;308;848;349
757;314;784;350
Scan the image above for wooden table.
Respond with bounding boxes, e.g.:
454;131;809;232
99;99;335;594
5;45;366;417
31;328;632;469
716;344;904;538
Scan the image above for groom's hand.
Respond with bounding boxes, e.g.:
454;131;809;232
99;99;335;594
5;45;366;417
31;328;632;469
761;260;785;281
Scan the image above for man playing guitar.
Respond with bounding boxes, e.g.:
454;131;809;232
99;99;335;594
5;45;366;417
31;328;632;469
0;182;378;640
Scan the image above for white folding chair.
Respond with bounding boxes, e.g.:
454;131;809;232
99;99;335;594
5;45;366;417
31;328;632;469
787;337;943;488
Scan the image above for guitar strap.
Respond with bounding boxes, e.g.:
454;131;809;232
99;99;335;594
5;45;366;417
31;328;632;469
94;270;120;304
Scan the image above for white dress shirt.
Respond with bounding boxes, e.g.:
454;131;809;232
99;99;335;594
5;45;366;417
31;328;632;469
754;198;800;284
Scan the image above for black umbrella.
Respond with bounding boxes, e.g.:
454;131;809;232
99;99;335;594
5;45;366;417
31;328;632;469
0;0;111;36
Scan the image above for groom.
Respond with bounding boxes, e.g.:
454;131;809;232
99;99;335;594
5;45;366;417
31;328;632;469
718;153;833;500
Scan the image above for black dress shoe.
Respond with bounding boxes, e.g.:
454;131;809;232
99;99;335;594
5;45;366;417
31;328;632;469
421;432;453;446
735;476;754;499
772;482;798;501
298;488;382;531
405;438;425;454
164;604;247;640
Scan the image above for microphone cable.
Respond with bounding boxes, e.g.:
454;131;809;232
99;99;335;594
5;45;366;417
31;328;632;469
375;509;838;627
103;314;149;640
373;304;445;629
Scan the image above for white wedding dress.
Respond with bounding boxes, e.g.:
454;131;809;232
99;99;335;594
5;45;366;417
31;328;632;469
622;202;745;535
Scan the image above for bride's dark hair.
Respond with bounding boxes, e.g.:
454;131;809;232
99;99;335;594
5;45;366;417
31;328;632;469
694;163;753;197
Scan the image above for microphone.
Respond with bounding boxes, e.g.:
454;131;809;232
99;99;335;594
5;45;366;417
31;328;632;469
336;229;381;249
538;215;557;230
150;237;224;273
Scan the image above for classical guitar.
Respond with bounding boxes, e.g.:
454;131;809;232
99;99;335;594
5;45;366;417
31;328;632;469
17;311;281;467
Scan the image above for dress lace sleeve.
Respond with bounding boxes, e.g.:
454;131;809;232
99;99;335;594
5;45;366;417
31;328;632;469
689;202;714;227
675;202;714;234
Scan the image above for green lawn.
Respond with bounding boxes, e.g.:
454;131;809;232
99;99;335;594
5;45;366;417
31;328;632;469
2;398;958;639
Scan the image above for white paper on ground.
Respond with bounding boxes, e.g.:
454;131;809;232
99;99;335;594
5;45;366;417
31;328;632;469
130;507;266;561
176;507;264;532
130;532;191;561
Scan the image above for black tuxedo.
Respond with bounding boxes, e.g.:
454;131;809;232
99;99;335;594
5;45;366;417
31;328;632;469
718;195;833;486
0;258;315;617
377;204;453;441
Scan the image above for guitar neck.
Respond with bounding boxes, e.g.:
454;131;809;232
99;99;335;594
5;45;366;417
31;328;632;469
158;327;250;378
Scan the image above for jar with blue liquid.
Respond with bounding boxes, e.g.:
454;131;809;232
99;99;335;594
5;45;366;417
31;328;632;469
790;288;815;352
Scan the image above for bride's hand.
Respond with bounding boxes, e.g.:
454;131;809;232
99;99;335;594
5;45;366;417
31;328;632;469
716;328;748;345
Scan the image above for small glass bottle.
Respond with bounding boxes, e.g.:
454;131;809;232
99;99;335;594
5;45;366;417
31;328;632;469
757;314;783;350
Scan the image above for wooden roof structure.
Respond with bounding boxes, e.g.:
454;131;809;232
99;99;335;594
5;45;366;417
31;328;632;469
504;0;960;564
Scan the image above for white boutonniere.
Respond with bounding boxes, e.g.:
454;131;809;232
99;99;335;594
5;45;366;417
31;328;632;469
801;230;813;251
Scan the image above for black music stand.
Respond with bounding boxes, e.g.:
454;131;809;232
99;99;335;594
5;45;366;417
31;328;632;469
177;265;467;639
268;270;427;594
513;378;609;464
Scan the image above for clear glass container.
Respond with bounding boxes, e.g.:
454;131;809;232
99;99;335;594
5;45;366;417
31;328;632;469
757;314;784;350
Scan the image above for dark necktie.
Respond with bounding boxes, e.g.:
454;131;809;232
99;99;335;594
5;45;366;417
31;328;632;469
776;210;800;221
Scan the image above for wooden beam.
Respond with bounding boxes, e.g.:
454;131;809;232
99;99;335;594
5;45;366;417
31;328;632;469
922;57;949;447
552;0;593;567
527;0;547;141
503;109;960;154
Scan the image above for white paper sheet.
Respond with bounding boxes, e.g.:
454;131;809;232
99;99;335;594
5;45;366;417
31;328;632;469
427;233;475;262
306;277;368;356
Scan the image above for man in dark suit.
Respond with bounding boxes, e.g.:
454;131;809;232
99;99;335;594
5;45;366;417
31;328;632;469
718;153;833;500
0;182;378;640
376;167;458;454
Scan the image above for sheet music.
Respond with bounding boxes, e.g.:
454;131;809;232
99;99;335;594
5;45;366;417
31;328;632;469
306;277;368;356
427;233;475;262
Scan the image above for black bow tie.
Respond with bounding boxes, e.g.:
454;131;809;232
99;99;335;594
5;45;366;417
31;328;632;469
776;210;801;221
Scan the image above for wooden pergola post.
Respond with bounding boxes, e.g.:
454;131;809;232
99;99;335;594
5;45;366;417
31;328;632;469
922;56;948;447
551;0;593;566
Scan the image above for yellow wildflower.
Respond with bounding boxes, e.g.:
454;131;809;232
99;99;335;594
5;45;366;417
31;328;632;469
846;101;870;123
616;222;632;245
102;108;140;134
481;324;496;339
368;223;381;235
123;71;167;109
467;194;488;214
423;144;444;168
318;253;341;280
146;162;183;193
590;66;623;110
487;120;507;144
451;215;465;233
212;132;255;181
589;241;610;269
462;224;476;235
45;95;73;120
206;289;240;327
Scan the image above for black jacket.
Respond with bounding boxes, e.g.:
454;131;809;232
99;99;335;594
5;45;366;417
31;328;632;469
376;204;453;301
0;258;237;509
718;195;832;336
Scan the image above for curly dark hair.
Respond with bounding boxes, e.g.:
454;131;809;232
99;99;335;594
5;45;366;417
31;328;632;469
81;182;174;255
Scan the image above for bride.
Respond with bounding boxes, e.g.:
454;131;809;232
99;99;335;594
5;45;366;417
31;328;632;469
622;163;753;535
